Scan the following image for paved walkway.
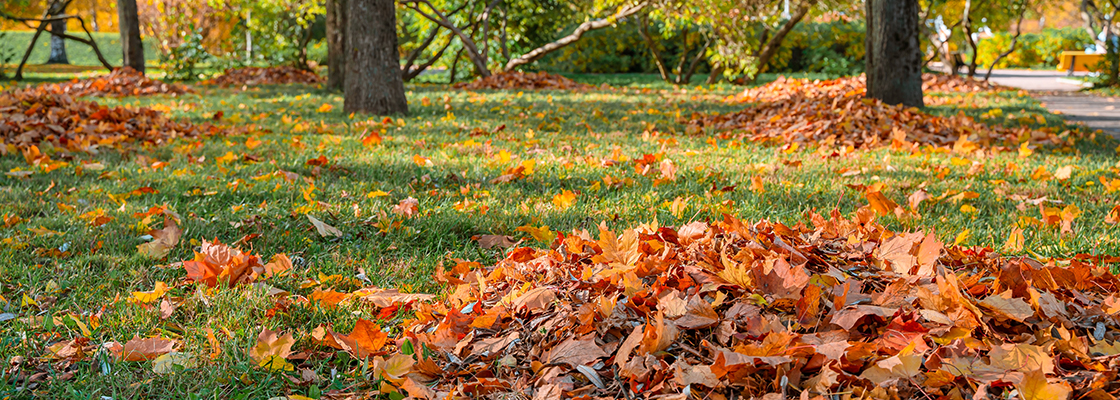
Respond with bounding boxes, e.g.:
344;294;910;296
982;69;1120;137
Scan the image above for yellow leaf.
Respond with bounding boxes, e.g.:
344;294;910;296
749;176;765;193
959;204;978;214
1003;227;1025;252
131;281;168;304
412;155;433;167
216;151;238;164
1018;369;1071;400
317;103;334;113
515;225;556;244
552;190;577;210
366;190;389;198
953;229;970;247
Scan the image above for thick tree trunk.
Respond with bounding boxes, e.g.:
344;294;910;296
865;0;923;107
117;0;145;73
326;0;347;90
47;18;70;64
345;0;408;115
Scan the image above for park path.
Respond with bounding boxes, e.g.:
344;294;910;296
983;69;1120;137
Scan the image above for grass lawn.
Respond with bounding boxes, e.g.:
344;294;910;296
1;74;1119;397
0;30;159;68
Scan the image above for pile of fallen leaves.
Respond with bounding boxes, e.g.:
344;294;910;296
43;67;191;97
690;75;1054;148
202;66;324;87
300;207;1120;399
455;71;595;91
921;73;1010;93
0;88;216;156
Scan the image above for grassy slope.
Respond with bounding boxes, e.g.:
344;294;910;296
0;76;1118;397
0;30;159;67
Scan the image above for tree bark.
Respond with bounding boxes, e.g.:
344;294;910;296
752;0;815;79
984;0;1027;81
47;18;70;64
637;14;672;82
344;0;408;115
865;0;923;107
116;0;145;73
326;0;347;90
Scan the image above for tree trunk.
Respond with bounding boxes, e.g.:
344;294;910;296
706;63;724;84
753;0;815;80
865;0;923;107
345;0;408;115
326;0;347;90
984;0;1027;81
47;18;70;64
116;0;145;73
961;0;982;78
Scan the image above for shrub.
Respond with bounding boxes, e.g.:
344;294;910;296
767;20;865;76
975;28;1095;69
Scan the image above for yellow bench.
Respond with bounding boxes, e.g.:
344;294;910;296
1057;51;1104;74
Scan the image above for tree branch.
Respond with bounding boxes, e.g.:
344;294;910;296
503;2;648;72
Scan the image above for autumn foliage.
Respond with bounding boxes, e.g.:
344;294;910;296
0;88;216;156
43;67;191;97
330;209;1120;399
689;75;1057;149
202;66;325;87
921;73;1010;93
455;71;596;91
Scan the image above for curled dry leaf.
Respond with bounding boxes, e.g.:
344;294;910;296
137;214;182;259
249;328;295;371
119;336;175;362
307;215;343;238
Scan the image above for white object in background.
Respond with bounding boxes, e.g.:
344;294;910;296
781;0;791;19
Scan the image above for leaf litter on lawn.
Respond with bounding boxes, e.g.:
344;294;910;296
687;74;1067;150
455;71;598;91
92;206;1113;399
202;66;324;87
42;67;191;97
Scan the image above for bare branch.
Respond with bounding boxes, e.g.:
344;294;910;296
503;2;648;72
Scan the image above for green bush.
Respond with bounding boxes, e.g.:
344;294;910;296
767;20;865;76
535;19;865;77
975;28;1094;69
535;20;663;74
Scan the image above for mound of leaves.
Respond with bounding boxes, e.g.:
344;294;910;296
202;66;324;87
0;88;217;156
313;208;1120;400
455;71;594;91
43;67;191;97
922;73;1010;93
690;75;1055;149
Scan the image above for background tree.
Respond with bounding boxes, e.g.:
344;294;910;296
345;0;408;115
400;0;647;77
326;0;347;89
865;0;923;106
653;0;825;84
117;0;145;73
1080;0;1119;85
47;0;70;64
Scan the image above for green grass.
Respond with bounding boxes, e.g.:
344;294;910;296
0;30;159;68
1;75;1119;397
